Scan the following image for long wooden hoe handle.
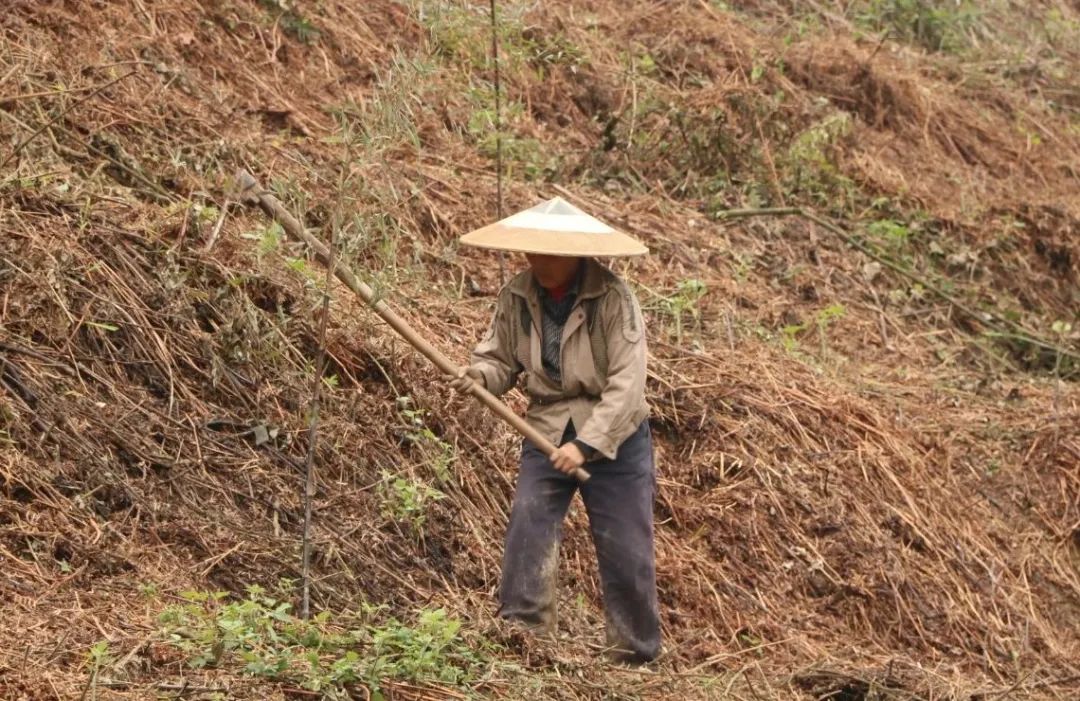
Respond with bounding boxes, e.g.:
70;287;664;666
236;171;590;483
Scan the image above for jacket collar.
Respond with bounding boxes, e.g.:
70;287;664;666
508;258;611;302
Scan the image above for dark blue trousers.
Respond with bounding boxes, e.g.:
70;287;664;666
498;420;661;662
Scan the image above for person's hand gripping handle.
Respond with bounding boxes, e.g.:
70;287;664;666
444;367;590;482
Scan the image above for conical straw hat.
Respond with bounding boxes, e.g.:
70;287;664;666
460;196;648;257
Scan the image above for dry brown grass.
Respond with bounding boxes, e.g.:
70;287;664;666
1;1;1078;699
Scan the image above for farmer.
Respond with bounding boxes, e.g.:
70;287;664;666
448;196;660;663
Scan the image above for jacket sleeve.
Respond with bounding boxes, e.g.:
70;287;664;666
469;288;523;397
575;285;648;459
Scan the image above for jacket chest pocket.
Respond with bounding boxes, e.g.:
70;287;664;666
562;330;600;394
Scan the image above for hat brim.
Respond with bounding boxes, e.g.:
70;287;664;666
460;222;649;257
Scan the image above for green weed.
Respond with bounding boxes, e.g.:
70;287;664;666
729;252;754;285
412;1;493;68
193;202;219;226
781;322;806;352
867;219;911;251
662;278;708;345
366;609;481;685
778;303;846;357
398;397;456;482
409;0;547;74
378;472;446;534
333;52;436;158
465;87;552;180
784;112;854;208
260;0;321;44
157;586;482;698
243;222;284;259
1051;320;1077;378
84;640;113;700
815;302;847;355
853;0;984;53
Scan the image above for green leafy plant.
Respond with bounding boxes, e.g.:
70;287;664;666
157;587;483;698
781;322;806;352
260;0;321;44
785;112;854;207
241;222;284;259
366;609;480;685
397;397;456;482
780;303;847;357
867;218;911;252
729;252;754;284
662;278;708;345
854;0;984;53
464;86;552;181
634;50;658;77
285;256;314;278
409;0;533;72
378;471;446;534
84;640;113;700
815;303;847;355
193;202;219;226
354;53;435;154
410;0;490;67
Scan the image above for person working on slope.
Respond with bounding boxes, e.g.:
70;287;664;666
447;196;660;663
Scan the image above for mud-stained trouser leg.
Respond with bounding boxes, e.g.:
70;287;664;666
498;438;577;633
579;421;660;662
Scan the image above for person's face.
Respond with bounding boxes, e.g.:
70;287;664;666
525;254;581;289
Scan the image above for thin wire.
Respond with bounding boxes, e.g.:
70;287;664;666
489;0;506;285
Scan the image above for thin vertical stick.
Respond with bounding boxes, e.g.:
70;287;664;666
489;0;507;285
300;183;340;621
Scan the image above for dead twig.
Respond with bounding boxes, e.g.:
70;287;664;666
0;69;137;168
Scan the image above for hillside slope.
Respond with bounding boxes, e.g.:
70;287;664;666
2;1;1078;699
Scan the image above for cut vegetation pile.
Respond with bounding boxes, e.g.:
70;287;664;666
2;1;1078;699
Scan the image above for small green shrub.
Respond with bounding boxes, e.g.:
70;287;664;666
397;397;456;482
367;609;480;685
259;0;321;44
781;322;806;352
379;473;446;533
867;219;911;251
465;88;552;181
815;303;847;354
662;278;708;345
84;640;113;699
854;0;984;53
784;112;854;207
157;586;482;698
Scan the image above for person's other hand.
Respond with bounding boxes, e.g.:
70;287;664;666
550;442;585;475
445;367;484;393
